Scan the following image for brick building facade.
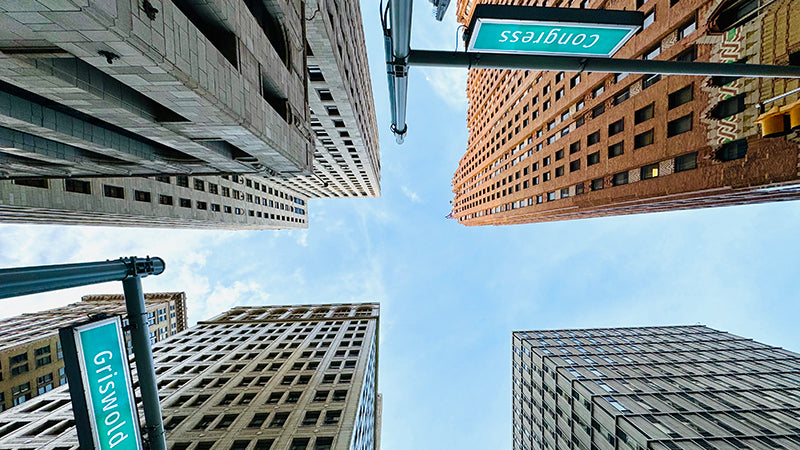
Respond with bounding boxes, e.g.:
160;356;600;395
451;0;800;225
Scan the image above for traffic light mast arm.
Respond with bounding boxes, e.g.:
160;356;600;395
407;49;800;78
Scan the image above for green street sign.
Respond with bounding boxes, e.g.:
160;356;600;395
60;317;143;450
466;5;643;58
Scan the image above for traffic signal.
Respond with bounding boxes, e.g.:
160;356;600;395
756;100;800;137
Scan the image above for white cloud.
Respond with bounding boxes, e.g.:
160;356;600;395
401;185;421;203
422;67;468;111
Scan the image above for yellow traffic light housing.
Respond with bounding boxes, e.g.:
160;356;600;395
755;107;788;138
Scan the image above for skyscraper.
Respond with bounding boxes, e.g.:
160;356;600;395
0;0;379;229
0;292;187;412
451;0;800;225
512;325;800;450
0;302;380;450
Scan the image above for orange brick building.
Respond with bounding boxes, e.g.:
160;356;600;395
451;0;800;225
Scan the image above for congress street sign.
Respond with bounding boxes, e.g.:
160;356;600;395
466;5;643;57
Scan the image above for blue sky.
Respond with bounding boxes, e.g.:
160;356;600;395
2;3;800;450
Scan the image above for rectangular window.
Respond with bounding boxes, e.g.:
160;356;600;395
608;119;624;136
635;103;655;124
678;19;697;39
668;85;694;109
208;183;218;194
591;178;604;191
196;201;207;210
612;172;629;186
675;152;698;172
643;10;655;28
570;160;581;172
641;163;659;179
36;356;51;367
543;171;551;182
134;190;151;202
65;179;91;194
709;93;746;119
555;166;564;177
194;179;205;191
547;191;556;201
608;142;624;158
642;74;661;89
667;114;693;137
555;149;564;160
103;185;124;199
592;104;605;118
592;84;605;98
575;183;585;195
569;141;580;154
176;176;189;187
159;195;174;205
587;131;601;145
179;198;191;208
716;139;747;161
571;74;581;88
613;89;630;105
634;130;654;148
302;411;321;426
308;66;325;81
555;88;564;100
587;152;600;166
644;44;661;60
270;412;289;427
13;179;48;188
317;89;334;101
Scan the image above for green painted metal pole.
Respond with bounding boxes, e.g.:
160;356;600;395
122;273;166;450
407;49;800;78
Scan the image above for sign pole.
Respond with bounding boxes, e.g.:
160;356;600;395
122;260;167;450
407;50;800;78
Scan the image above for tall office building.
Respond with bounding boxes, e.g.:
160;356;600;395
0;0;379;229
0;302;380;450
0;292;187;413
512;325;800;450
451;0;800;225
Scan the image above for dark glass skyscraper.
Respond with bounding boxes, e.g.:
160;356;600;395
512;325;800;450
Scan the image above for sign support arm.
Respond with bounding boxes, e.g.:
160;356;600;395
407;49;800;78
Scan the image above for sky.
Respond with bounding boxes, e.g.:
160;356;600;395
2;3;800;450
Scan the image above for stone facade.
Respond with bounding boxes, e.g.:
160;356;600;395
0;292;187;413
452;0;800;225
0;302;380;450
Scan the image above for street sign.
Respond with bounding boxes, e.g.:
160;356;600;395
60;316;143;450
466;5;643;57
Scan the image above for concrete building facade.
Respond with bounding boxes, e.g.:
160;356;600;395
452;0;800;225
0;0;379;229
512;325;800;450
0;292;187;413
0;302;380;450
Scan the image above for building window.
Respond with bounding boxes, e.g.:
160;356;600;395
592;84;605;98
159;195;174;205
587;152;600;166
613;89;630;105
211;204;221;212
643;9;655;28
587;131;601;146
570;160;581;172
543;84;551;95
678;19;697;39
543;156;551;166
716;139;747;161
642;74;661;89
555;88;564;100
644;44;661;60
316;89;334;101
103;185;124;199
591;178;604;191
635;103;655;124
308;66;325;81
134;190;151;202
270;412;290;427
608;142;624;158
575;183;585;195
179;198;191;208
543;171;551;182
634;130;654;148
65;179;91;194
176;176;189;187
612;172;629;186
555;166;564;177
547;191;556;201
36;355;51;367
608;119;624;136
675;46;697;62
11;363;29;376
196;201;208;210
709;94;746;119
570;74;581;88
709;0;759;32
570;141;581;154
13;179;49;188
675;152;698;172
668;85;694;109
641;163;659;179
155;175;170;184
592;104;605;118
667;114;693;137
555;149;564;160
555;72;565;83
208;183;219;194
194;179;205;191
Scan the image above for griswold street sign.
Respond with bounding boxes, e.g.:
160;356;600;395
466;5;643;57
60;316;143;450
